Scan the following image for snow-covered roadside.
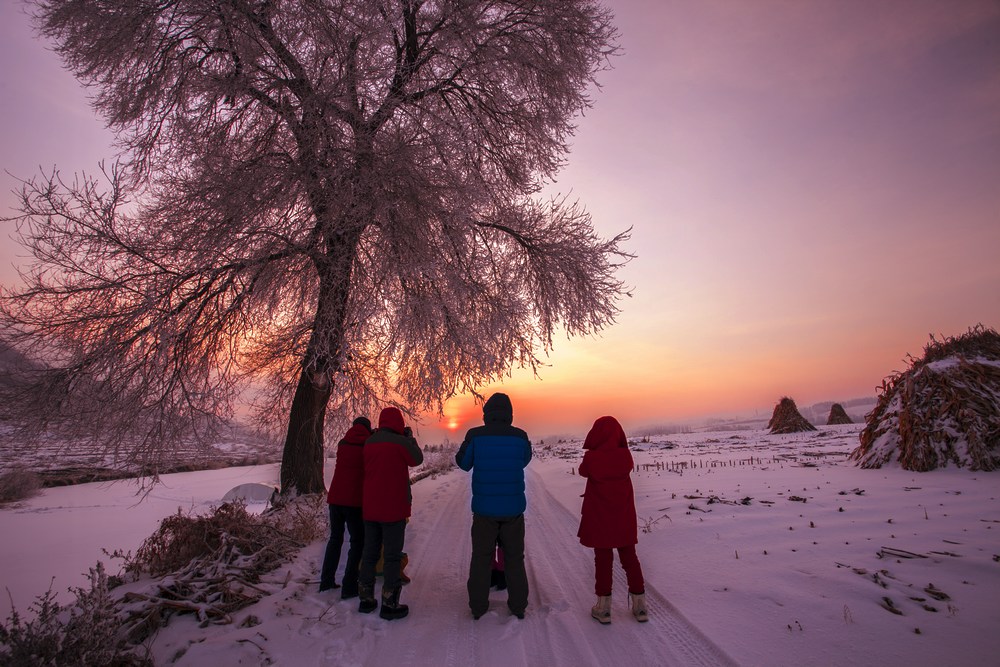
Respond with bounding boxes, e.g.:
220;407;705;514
2;425;999;666
0;464;283;620
590;426;1000;666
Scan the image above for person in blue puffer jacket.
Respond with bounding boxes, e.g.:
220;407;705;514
455;392;533;620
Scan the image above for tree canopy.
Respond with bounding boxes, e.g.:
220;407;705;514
1;0;630;492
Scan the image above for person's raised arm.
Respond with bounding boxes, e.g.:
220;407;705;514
455;433;474;470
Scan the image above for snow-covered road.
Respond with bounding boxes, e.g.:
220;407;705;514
360;466;737;667
3;458;734;666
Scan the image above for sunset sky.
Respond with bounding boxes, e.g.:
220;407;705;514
2;1;998;443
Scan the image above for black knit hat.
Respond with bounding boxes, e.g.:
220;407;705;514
352;416;372;430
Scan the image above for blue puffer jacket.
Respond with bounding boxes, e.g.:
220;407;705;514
455;393;533;517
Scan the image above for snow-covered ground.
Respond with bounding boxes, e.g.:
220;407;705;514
0;421;279;481
2;423;999;666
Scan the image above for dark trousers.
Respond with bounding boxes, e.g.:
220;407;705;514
320;504;364;594
594;545;644;597
468;513;527;615
359;519;407;593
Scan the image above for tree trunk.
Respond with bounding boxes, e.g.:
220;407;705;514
278;228;358;495
279;366;332;494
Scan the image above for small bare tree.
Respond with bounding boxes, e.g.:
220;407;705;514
1;0;630;494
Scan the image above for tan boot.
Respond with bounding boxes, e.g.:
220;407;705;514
629;592;649;622
591;595;612;624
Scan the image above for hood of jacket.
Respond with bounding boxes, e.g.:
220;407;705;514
377;407;406;435
582;416;627;451
342;421;373;445
483;392;513;426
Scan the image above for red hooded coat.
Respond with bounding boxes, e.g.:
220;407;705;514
577;416;638;549
362;407;423;523
326;421;372;507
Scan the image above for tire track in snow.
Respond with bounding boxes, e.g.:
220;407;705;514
359;467;736;666
364;473;475;667
530;466;739;667
521;467;635;666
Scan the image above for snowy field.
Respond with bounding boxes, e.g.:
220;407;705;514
0;422;279;484
2;423;999;666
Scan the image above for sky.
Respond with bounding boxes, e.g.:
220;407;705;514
1;0;999;443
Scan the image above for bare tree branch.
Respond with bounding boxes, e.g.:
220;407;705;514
3;0;627;492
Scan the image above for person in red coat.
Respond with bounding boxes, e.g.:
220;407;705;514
577;416;648;623
320;416;372;597
358;407;423;620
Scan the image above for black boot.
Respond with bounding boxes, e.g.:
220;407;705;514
358;584;377;614
379;586;409;620
341;573;359;600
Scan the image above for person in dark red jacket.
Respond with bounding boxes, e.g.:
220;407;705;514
577;416;648;624
320;416;372;597
358;407;423;620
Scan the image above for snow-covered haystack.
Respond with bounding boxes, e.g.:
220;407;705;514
851;325;1000;471
768;397;817;434
826;403;852;425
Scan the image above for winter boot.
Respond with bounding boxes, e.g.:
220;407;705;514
629;592;649;623
379;586;409;621
358;584;377;614
340;572;359;599
591;595;612;624
341;583;359;601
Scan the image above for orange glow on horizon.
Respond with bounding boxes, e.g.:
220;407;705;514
437;398;484;437
417;328;931;444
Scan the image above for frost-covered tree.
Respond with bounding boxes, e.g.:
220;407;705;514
0;0;629;493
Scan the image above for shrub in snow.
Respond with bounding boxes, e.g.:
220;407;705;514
0;562;151;666
115;495;325;641
0;467;41;504
411;447;457;482
851;325;1000;471
767;397;817;434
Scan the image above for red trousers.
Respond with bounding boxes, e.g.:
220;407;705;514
593;545;644;597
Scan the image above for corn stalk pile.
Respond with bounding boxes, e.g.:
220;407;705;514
826;403;853;425
768;397;818;434
851;325;1000;471
115;494;325;642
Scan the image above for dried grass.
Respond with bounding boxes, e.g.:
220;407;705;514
0;467;42;504
918;323;1000;365
768;397;817;434
851;325;1000;471
115;493;325;641
0;563;151;666
827;403;853;425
